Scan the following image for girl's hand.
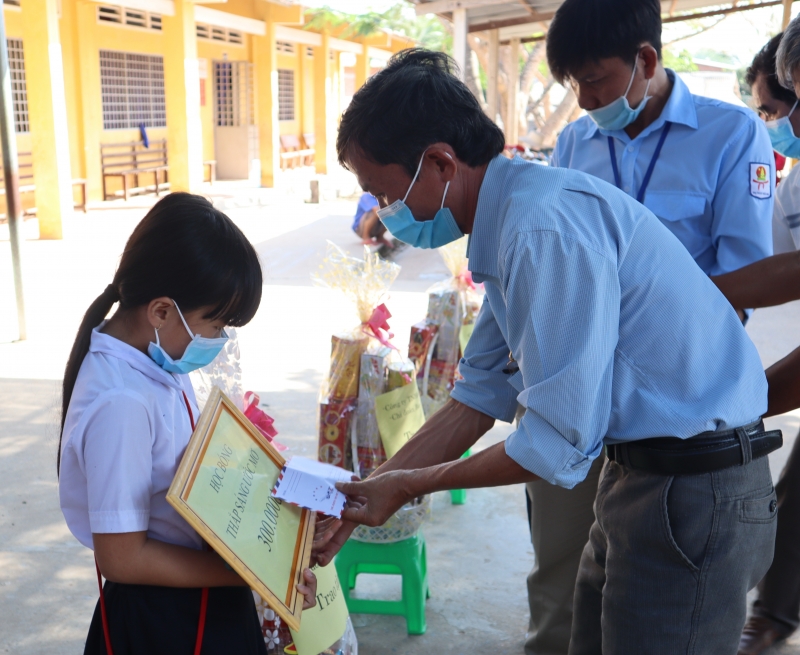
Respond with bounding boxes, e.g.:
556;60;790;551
297;567;318;610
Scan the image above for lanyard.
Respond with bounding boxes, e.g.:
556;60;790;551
95;390;207;655
608;121;672;204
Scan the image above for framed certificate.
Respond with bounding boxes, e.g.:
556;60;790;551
167;387;314;631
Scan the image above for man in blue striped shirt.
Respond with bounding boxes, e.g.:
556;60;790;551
529;1;774;652
315;49;781;654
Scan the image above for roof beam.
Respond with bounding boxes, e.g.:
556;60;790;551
194;6;265;35
415;0;512;16
469;12;554;32
663;0;796;23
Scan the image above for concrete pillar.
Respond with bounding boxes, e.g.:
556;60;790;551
355;48;370;90
452;8;467;81
75;0;103;202
507;38;520;144
20;0;72;239
254;22;279;187
313;31;333;175
162;0;203;192
486;29;499;123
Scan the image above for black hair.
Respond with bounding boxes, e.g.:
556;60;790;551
547;0;662;85
336;48;505;177
747;33;798;107
58;192;263;473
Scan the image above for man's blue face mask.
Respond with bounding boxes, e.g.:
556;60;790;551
148;300;228;374
766;100;800;158
587;55;652;131
377;151;464;249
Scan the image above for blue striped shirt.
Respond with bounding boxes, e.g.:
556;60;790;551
451;155;767;488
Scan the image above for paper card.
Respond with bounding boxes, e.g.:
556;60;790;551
375;382;426;459
459;323;474;355
272;458;352;517
289;563;349;655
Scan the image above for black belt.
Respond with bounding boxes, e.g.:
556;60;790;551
605;420;782;476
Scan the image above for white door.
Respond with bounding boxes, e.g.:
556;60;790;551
213;61;259;181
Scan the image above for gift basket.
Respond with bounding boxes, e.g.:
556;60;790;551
313;242;431;543
409;237;483;418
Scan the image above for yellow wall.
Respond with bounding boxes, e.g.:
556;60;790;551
6;0;413;228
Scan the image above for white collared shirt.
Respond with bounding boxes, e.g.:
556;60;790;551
773;164;800;254
59;326;203;550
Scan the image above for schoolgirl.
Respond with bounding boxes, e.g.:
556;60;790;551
57;193;317;655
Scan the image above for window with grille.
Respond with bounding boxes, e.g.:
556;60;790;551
99;50;166;130
277;69;295;121
97;5;162;31
214;61;254;127
277;41;295;55
7;38;28;133
306;47;313;58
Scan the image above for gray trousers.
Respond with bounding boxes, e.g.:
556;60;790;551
753;430;800;631
525;457;604;655
570;456;777;655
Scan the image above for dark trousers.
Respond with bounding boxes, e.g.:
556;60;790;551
754;430;800;632
570;456;777;655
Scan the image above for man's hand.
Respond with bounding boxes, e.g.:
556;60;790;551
311;496;367;567
336;470;415;528
297;567;318;610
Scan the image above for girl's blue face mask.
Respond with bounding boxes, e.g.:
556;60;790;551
587;55;651;132
377;151;464;249
148;300;228;374
767;100;800;158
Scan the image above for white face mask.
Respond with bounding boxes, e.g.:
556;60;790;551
586;54;652;131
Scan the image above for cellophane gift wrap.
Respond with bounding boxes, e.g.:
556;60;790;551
411;237;484;418
313;242;430;542
254;593;358;655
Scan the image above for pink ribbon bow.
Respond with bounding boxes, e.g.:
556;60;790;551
456;270;476;290
243;391;287;451
362;303;397;350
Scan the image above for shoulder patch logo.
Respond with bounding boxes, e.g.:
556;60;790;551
750;162;772;199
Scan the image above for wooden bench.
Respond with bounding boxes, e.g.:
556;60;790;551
101;139;169;201
0;151;87;217
279;134;315;169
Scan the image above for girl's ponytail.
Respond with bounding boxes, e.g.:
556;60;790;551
57;193;262;476
58;284;120;475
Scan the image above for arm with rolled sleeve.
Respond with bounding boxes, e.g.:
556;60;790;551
83;392;153;535
451;293;519;423
502;230;620;488
710;117;774;275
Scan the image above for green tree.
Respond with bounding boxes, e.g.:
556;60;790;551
662;48;698;72
305;2;451;53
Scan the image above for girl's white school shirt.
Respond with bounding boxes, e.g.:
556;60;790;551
59;326;203;551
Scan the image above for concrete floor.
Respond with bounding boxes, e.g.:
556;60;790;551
2;194;800;654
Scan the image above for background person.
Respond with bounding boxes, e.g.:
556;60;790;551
747;33;800;256
352;191;392;249
731;21;800;655
522;1;777;651
314;48;780;655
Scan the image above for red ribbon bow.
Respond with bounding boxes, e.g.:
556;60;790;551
363;303;397;350
243;391;287;451
456;270;476;290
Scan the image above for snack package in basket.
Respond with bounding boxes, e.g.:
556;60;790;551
312;242;401;478
313;243;431;542
413;237;484;418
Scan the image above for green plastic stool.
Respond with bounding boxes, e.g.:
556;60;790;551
334;534;429;635
450;448;472;505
